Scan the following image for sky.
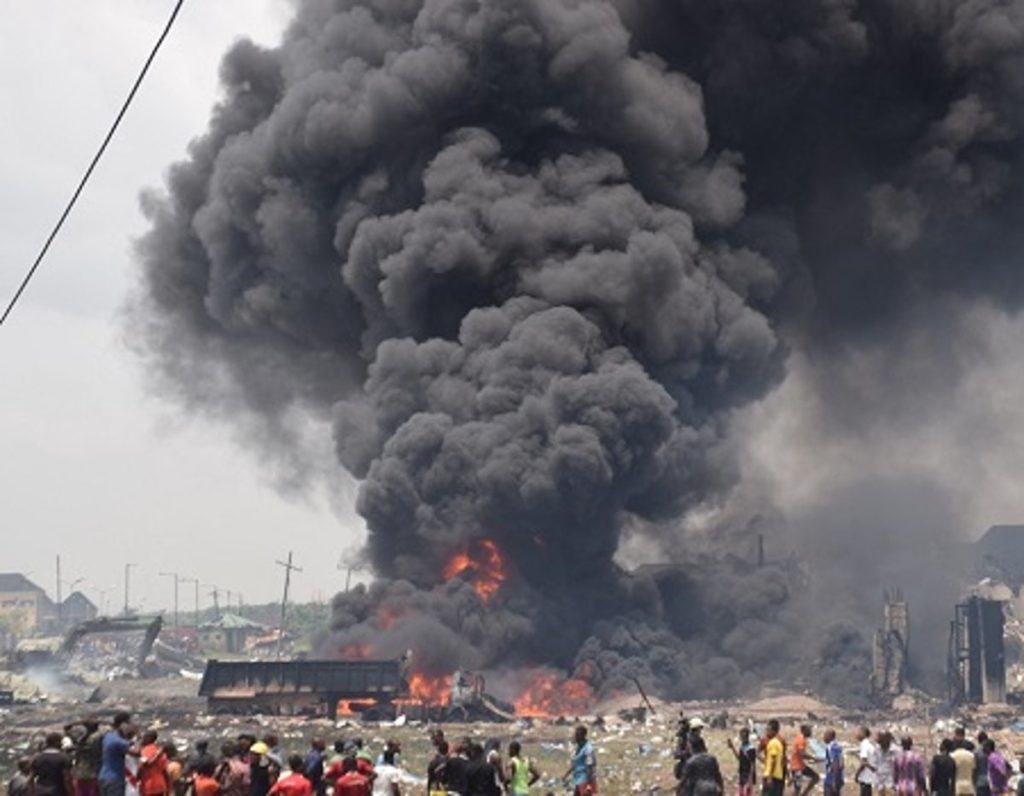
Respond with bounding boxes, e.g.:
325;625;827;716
0;0;366;617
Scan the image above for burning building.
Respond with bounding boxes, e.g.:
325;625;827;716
132;0;1024;705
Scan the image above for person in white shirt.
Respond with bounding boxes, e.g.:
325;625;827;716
875;732;896;796
857;727;879;796
372;750;401;796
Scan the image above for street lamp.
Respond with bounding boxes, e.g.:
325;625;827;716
123;563;138;616
182;577;200;628
159;572;180;627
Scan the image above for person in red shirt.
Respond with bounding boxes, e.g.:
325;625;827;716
138;731;169;796
268;757;312;796
333;758;370;796
192;760;220;796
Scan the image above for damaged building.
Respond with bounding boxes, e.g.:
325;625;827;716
872;591;909;698
949;581;1010;705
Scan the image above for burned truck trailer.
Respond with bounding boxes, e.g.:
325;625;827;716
199;658;410;717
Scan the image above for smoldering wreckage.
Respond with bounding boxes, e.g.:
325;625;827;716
11;0;1024;767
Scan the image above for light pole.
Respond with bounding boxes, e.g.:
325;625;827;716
202;584;219;620
159;572;180;627
123;563;138;615
182;577;200;627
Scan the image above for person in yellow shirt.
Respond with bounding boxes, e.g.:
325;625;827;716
764;720;786;796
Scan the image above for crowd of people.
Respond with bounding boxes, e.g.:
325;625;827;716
13;710;1024;796
4;713;598;796
674;717;1024;796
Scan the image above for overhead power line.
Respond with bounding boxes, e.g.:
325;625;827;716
0;0;187;327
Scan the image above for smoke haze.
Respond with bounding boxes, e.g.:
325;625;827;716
131;0;1024;704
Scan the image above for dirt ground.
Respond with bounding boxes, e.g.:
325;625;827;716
4;678;1024;795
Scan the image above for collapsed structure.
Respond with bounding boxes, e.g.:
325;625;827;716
872;591;909;699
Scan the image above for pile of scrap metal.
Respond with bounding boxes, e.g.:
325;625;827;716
8;615;167;679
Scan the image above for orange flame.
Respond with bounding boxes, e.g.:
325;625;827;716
339;641;374;659
443;538;507;602
397;672;452;706
336;698;378;716
377;606;400;630
513;672;594;718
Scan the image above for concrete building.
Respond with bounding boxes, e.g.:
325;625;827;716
198;613;266;654
60;591;98;625
0;573;55;632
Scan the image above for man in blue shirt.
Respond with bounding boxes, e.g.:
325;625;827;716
303;738;326;796
98;713;138;796
823;729;844;796
563;726;597;796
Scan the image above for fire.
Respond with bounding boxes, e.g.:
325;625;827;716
443;538;507;602
377;606;400;630
339;641;374;659
398;672;452;705
336;698;377;716
513;671;594;718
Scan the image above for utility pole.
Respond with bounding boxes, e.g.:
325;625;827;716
204;585;220;619
123;563;138;615
56;555;62;629
225;590;232;614
159;572;180;627
182;577;200;627
275;552;302;658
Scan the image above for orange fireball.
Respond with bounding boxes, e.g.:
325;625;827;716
442;538;507;602
513;671;594;718
338;641;374;659
397;672;452;706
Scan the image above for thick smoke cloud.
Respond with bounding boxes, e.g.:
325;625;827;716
133;0;1024;703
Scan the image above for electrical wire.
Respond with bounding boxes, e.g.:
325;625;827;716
0;0;187;327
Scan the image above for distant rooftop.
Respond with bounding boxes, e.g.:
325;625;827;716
201;613;266;630
977;525;1024;545
0;573;46;593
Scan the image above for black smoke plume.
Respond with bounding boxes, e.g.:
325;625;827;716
132;0;1024;704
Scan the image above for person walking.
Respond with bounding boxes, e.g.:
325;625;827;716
985;740;1008;796
856;728;879;796
876;733;897;796
66;719;104;796
10;758;32;796
506;742;540;796
975;736;992;796
894;738;926;796
929;740;955;796
728;728;758;796
99;714;138;796
32;733;75;796
764;721;787;796
680;737;724;796
371;749;401;796
950;738;975;796
563;727;597;796
138;732;169;796
332;759;369;796
791;726;820;796
268;757;312;796
823;730;844;796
